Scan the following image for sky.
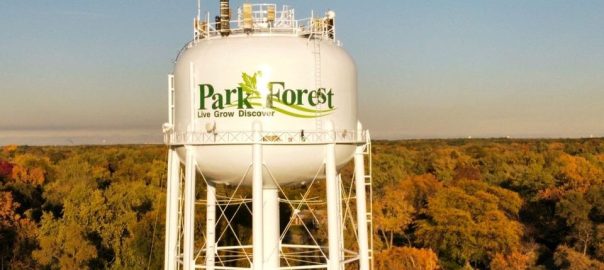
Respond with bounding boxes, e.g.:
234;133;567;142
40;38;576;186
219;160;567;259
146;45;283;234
1;0;603;145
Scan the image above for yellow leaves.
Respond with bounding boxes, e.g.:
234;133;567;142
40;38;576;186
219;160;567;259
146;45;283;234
554;245;604;270
399;174;443;210
373;186;415;234
476;210;523;258
11;164;27;182
29;167;45;185
11;164;45;185
375;247;440;270
91;165;110;180
536;187;565;200
59;224;97;269
1;191;39;268
558;153;603;190
548;142;565;151
373;178;416;249
1;144;17;156
0;191;19;224
490;250;536;270
416;180;524;265
454;179;523;217
33;214;97;270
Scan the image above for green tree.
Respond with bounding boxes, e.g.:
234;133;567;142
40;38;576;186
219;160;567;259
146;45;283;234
556;191;594;255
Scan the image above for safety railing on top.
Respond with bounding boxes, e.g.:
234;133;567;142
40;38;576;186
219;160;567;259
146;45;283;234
192;4;335;41
163;130;366;145
174;4;337;63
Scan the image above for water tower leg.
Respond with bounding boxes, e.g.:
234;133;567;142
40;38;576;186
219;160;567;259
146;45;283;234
354;144;370;270
252;122;264;270
206;182;216;270
263;188;280;269
164;148;180;270
325;136;342;270
183;149;196;270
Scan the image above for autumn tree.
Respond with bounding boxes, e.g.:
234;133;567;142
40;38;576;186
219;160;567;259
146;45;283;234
1;145;17;157
398;174;443;211
556;153;603;191
3;137;604;270
489;249;537;270
415;180;523;268
33;212;97;269
553;245;604;270
10;154;52;185
374;246;439;270
0;159;12;181
373;180;415;249
0;191;40;269
556;191;594;255
0;191;19;268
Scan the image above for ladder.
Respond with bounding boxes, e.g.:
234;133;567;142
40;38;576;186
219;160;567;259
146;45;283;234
364;135;374;269
312;35;322;131
176;168;185;270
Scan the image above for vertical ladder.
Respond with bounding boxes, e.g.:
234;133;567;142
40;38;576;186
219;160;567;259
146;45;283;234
313;37;322;131
176;168;185;270
364;135;374;269
337;174;345;265
168;74;175;125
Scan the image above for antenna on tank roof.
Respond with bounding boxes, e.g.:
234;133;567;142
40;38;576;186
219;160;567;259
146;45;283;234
196;0;201;20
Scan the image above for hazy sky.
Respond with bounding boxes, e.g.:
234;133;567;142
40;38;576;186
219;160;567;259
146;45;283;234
1;0;603;144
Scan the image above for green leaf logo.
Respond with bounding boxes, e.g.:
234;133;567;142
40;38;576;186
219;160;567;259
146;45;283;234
239;71;335;118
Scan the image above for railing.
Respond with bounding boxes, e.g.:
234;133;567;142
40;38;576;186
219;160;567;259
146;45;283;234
173;4;337;63
194;18;334;40
192;4;335;41
163;130;366;146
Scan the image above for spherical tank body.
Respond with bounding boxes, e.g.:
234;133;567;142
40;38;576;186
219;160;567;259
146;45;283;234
172;35;358;186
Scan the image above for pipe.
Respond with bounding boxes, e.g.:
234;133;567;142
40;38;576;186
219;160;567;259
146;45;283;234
325;120;341;270
252;121;264;270
220;0;231;36
183;148;196;269
263;188;280;269
354;122;370;270
164;148;180;270
206;182;216;270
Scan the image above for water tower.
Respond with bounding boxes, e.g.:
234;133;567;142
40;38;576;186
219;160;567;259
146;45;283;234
162;1;372;269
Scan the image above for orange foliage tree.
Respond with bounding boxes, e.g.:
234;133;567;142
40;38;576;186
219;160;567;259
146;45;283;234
10;154;51;185
415;179;523;266
489;250;536;270
373;180;415;249
374;246;439;270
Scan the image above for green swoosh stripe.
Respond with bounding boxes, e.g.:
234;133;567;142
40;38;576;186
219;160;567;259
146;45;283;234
272;106;332;118
224;97;333;116
271;99;335;113
227;101;331;118
271;103;326;116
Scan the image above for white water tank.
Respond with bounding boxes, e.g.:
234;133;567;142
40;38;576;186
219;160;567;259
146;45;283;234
170;5;358;186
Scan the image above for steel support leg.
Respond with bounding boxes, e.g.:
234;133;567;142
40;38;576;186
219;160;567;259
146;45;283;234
252;122;264;270
183;149;196;269
263;188;280;269
206;182;216;270
355;123;370;270
325;121;341;270
164;148;181;270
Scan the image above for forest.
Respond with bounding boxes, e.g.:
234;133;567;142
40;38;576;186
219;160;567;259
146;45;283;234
0;139;603;269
